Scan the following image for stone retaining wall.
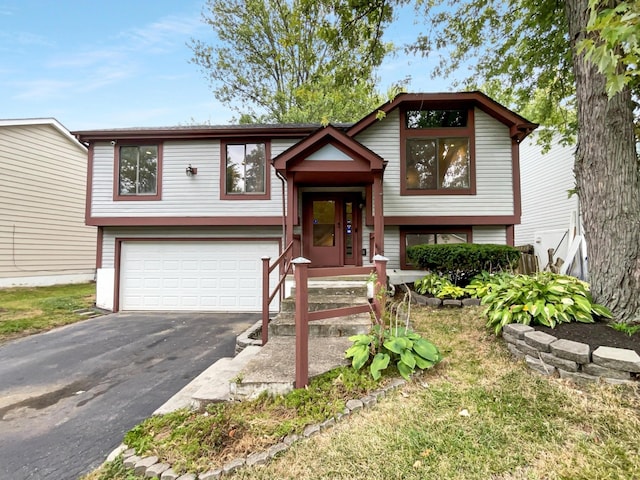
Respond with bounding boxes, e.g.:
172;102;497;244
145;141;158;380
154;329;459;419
502;323;640;386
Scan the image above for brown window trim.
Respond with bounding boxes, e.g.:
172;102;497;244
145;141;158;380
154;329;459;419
399;226;473;270
220;139;271;200
113;141;163;201
400;107;476;196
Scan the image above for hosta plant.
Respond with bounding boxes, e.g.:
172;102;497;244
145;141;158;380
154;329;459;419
482;272;613;334
414;273;466;299
346;325;441;380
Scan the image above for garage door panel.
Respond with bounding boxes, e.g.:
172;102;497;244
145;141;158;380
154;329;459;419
120;240;279;312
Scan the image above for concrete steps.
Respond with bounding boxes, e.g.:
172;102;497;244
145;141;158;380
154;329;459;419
268;311;372;337
174;276;372;408
154;346;261;413
230;336;353;400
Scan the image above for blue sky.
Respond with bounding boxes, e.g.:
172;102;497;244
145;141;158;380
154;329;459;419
0;1;454;131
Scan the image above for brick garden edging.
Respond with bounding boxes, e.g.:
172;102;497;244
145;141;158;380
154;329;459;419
502;323;640;386
111;378;409;479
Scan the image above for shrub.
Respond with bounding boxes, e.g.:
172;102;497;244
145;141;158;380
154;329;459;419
407;243;520;285
481;272;613;334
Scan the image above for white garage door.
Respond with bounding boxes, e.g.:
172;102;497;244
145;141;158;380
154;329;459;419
120;240;279;311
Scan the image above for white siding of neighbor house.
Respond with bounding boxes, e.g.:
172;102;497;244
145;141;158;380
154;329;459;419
514;132;580;270
515;133;579;246
90;138;298;218
0;120;96;286
357;108;514;217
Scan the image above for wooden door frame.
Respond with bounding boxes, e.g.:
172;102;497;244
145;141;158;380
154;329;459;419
302;192;362;268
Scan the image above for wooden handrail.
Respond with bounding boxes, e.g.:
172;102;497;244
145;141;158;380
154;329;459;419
261;241;295;345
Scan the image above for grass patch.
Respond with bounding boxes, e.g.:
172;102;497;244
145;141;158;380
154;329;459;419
0;283;96;343
87;306;640;480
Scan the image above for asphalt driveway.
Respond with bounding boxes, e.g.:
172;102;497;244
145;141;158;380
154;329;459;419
0;311;258;480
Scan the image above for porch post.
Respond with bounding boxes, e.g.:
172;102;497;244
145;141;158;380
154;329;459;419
286;176;295;249
261;256;271;345
373;174;384;256
292;257;311;388
373;254;388;322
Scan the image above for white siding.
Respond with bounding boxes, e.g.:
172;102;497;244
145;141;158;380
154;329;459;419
101;226;283;268
515;133;578;246
383;226;401;270
357;108;514;217
0;121;96;285
90;138;298;218
472;226;507;244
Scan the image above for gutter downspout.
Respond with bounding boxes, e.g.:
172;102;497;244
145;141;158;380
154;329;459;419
275;169;287;252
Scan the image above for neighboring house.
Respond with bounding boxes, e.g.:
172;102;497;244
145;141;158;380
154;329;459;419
72;92;536;312
0;118;96;288
514;131;587;278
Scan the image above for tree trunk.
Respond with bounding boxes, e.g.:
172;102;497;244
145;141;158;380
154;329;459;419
565;0;640;323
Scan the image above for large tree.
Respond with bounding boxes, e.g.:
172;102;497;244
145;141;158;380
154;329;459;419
190;0;395;124
403;0;640;322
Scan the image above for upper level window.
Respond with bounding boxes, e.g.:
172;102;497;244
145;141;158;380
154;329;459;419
406;109;467;129
222;141;270;200
401;107;475;195
406;138;470;190
115;144;161;201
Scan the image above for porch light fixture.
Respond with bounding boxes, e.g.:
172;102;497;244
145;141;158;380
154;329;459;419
186;164;198;176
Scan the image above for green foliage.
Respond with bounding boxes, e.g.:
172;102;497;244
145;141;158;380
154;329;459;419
480;272;613;334
346;325;441;380
189;0;395;123
579;0;640;97
609;322;640;336
407;243;520;285
465;271;513;299
414;273;467;299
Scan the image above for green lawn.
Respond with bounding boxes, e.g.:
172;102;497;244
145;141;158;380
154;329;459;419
0;282;96;343
88;306;640;480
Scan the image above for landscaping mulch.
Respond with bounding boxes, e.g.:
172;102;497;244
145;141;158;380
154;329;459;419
535;321;640;356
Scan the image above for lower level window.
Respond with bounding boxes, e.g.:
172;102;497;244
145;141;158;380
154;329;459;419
402;229;469;269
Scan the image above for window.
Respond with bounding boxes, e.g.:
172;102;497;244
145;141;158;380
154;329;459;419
400;228;471;269
222;142;270;199
115;144;161;200
401;107;475;195
406;138;470;190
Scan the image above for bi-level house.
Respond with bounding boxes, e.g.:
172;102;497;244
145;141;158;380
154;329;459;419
73;92;536;312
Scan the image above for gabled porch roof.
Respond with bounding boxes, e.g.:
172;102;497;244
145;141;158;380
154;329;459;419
272;124;385;184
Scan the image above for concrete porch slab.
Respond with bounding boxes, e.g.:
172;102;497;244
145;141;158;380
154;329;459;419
231;336;353;399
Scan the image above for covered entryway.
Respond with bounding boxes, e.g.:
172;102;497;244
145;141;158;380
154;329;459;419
302;193;362;267
273;125;387;266
118;240;279;311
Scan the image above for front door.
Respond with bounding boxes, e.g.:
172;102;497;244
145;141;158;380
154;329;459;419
303;193;361;267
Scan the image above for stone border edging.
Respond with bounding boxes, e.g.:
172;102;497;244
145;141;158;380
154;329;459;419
502;323;640;386
112;377;409;479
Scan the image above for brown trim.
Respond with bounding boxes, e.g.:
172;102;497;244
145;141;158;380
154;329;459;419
399;107;476;196
85;143;94;225
86;216;284;227
96;226;103;269
347;91;538;140
365;184;373;226
113;236;282;312
273;125;384;173
113;141;163;201
399;226;473;270
73;125;320;142
506;225;515;246
384;215;519;225
220;139;271;200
